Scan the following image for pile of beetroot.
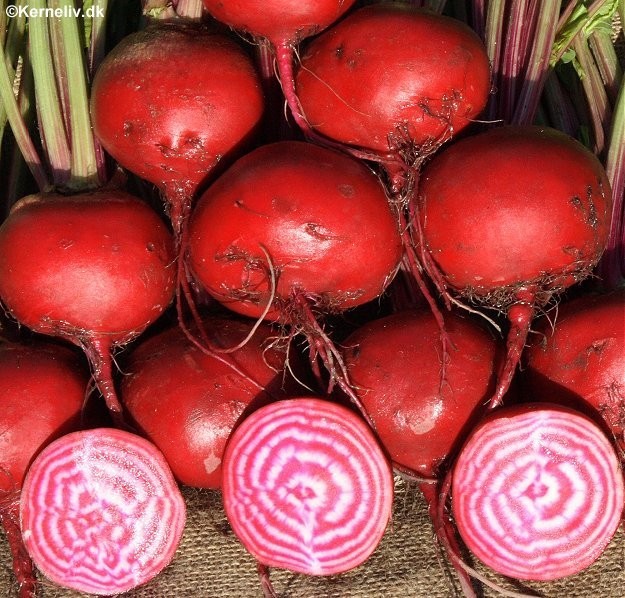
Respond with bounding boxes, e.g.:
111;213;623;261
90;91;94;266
0;0;623;596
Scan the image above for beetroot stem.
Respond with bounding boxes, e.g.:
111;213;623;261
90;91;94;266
489;287;537;410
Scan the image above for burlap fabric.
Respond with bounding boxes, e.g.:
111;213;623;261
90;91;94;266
2;476;624;597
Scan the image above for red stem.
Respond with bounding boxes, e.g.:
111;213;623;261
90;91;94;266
488;287;537;410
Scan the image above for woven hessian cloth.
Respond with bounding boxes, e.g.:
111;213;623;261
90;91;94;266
2;477;625;597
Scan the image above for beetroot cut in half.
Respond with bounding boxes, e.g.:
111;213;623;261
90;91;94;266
19;428;186;595
222;397;394;576
452;403;624;581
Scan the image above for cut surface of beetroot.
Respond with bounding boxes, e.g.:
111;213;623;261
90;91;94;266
452;404;624;581
19;428;186;595
222;397;394;576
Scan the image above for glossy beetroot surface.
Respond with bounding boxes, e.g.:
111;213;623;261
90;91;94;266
343;309;499;477
524;289;625;449
20;428;186;595
91;21;264;204
188;141;401;319
452;404;624;581
222;397;393;576
296;3;491;155
417;125;612;302
121;317;296;488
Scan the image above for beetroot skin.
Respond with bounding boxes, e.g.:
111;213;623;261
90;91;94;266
295;3;491;155
187;141;402;320
524;289;625;449
343;309;500;477
121;317;300;488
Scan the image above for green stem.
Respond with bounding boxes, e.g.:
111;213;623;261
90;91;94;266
588;28;623;103
176;0;204;19
53;0;100;189
28;0;72;185
89;0;109;74
0;35;50;191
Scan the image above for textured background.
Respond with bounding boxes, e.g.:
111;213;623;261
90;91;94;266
2;477;625;597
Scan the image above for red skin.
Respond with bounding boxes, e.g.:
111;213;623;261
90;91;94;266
201;0;356;45
0;341;89;597
523;289;625;449
187;141;402;320
91;22;265;206
343;309;499;477
295;3;491;155
0;191;175;342
121;317;300;488
417;126;612;297
0;342;88;492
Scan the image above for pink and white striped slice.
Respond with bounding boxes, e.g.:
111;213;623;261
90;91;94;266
452;403;624;581
19;428;186;595
222;397;394;576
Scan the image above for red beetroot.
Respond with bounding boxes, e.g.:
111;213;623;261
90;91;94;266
452;403;624;581
343;309;499;478
0;190;176;421
222;397;393;577
121;316;301;488
417;125;613;409
295;3;491;164
91;21;265;233
0;341;89;597
187;141;402;321
201;0;356;139
524;289;625;451
20;428;186;595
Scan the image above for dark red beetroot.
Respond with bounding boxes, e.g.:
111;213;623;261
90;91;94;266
187;141;401;321
0;341;89;597
120;316;302;488
222;397;393;577
90;21;265;232
295;3;491;166
452;403;624;581
0;190;176;421
523;289;625;451
343;309;499;478
201;0;356;139
417;125;613;409
19;428;186;595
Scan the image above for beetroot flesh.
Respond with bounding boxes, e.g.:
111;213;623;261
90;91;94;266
295;3;491;163
121;316;302;488
417;125;613;410
0;341;89;598
524;289;625;451
0;190;176;421
187;140;402;321
222;397;393;577
19;428;186;595
452;403;624;581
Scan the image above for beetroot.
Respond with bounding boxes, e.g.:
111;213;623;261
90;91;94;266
121;316;300;488
91;21;265;232
452;403;624;581
19;428;186;595
0;341;89;597
201;0;356;139
0;190;176;420
222;397;393;577
524;289;625;451
417;125;613;409
295;3;491;164
187;140;402;321
343;309;499;478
